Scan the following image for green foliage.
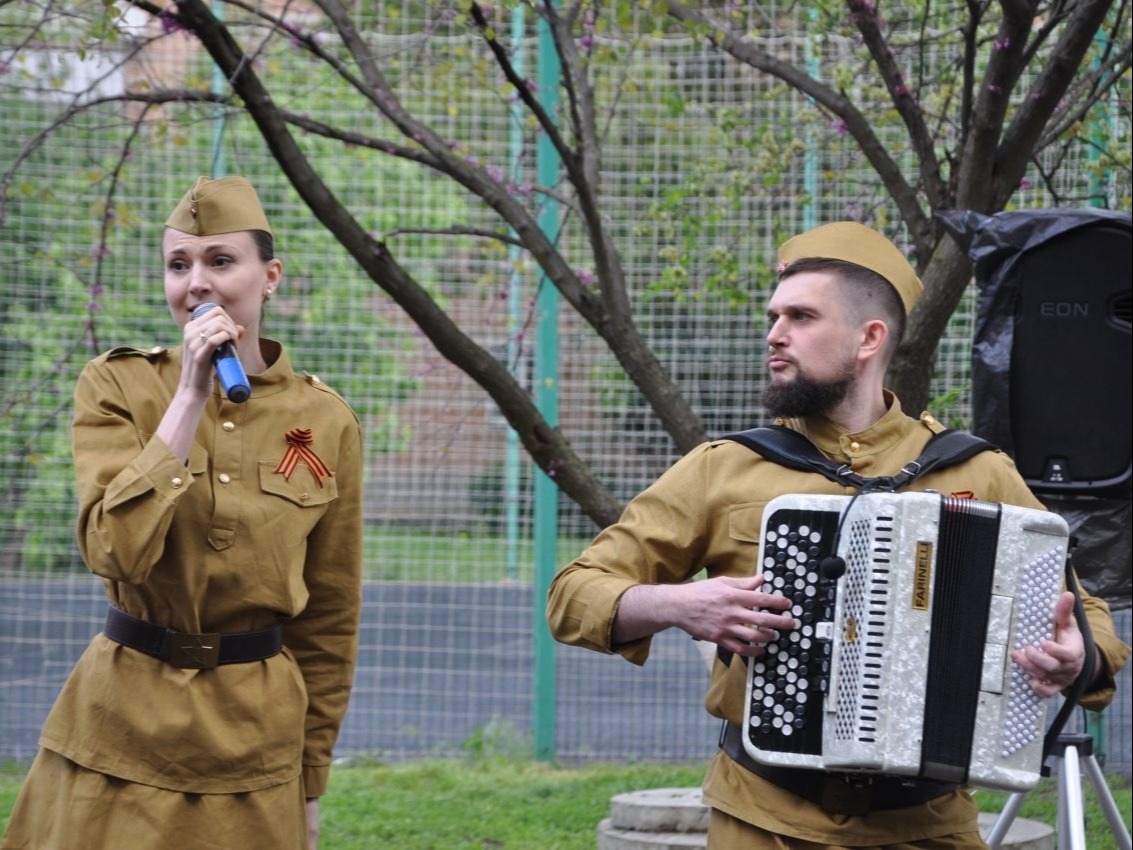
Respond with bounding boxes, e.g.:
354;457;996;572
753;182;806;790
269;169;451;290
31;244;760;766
359;527;592;582
927;387;970;431
633;95;805;306
460;716;532;764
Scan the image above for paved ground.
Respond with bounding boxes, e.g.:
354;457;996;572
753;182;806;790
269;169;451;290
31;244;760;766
0;579;718;765
2;580;1128;776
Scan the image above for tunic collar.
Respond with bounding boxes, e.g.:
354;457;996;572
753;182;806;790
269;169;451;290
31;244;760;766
170;338;295;400
777;390;915;466
247;339;292;398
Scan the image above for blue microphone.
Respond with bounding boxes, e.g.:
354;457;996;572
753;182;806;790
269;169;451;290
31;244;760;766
191;302;251;403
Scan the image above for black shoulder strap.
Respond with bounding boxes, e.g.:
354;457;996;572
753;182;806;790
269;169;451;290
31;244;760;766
723;424;996;492
725;425;868;488
900;429;999;486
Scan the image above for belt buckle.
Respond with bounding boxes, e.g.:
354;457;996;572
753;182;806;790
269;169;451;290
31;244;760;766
821;773;874;816
168;631;222;669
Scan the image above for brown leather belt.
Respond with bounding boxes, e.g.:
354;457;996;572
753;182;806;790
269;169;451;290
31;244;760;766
719;721;957;815
104;606;283;670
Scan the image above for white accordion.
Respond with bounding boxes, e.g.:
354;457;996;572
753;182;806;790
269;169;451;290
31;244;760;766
742;492;1069;792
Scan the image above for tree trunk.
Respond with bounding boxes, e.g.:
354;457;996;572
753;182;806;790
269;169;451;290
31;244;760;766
888;236;976;415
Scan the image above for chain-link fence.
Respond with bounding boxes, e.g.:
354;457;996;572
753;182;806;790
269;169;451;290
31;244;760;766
1;2;1129;775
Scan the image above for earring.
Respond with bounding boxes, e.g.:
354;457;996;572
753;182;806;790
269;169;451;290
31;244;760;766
263;289;273;302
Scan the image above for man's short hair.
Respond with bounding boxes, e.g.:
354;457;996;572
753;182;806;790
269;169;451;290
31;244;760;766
779;257;907;349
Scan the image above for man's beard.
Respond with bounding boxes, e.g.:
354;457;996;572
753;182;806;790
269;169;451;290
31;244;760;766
763;370;853;418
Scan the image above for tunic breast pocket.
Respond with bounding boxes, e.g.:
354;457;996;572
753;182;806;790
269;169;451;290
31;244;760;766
728;502;767;545
726;502;767;578
257;461;339;548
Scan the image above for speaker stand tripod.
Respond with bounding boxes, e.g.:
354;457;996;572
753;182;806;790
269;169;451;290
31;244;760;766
985;733;1131;850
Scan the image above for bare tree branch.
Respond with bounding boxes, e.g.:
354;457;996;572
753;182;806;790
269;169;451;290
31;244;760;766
4;0;1126;522
662;0;935;253
1036;39;1132;149
467;2;578;173
845;0;948;212
171;0;625;524
993;0;1120;206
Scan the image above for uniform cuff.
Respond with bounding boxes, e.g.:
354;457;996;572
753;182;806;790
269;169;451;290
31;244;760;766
302;762;331;798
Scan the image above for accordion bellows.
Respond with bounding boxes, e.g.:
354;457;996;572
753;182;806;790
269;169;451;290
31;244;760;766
743;492;1068;792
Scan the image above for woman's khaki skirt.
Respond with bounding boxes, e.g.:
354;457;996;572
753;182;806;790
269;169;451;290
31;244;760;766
1;748;307;850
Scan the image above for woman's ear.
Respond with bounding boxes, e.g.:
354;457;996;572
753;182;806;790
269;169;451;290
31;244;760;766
263;258;283;301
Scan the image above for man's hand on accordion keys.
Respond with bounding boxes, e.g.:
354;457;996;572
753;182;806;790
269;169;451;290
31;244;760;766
611;574;797;655
1011;590;1087;698
688;574;797;659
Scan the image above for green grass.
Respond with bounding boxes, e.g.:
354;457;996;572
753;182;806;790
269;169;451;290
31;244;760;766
317;757;707;849
971;774;1133;850
2;756;1129;849
360;528;590;582
11;530;594;582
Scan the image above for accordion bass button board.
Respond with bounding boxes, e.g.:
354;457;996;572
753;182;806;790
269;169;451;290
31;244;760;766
741;492;1069;792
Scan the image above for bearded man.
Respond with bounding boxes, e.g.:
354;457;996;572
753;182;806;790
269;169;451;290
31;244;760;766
546;221;1129;850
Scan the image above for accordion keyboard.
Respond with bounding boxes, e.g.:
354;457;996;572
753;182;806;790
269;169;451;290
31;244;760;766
747;507;840;755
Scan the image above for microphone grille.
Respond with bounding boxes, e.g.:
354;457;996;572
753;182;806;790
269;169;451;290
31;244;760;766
191;302;219;320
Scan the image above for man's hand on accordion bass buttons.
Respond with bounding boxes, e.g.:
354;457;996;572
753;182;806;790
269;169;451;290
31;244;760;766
611;574;797;655
685;574;797;660
1010;591;1087;698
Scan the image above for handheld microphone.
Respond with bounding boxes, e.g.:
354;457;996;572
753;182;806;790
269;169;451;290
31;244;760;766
191;302;252;403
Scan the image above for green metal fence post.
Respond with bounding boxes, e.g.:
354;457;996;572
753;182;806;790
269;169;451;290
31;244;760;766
532;7;561;764
210;1;226;175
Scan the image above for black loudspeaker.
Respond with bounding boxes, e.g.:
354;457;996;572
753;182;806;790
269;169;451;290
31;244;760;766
1007;221;1131;492
943;209;1132;606
945;209;1132;495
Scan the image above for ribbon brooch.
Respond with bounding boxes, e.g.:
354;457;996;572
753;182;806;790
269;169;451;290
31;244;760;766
274;428;331;487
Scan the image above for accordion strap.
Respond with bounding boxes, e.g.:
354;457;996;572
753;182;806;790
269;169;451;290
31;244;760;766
1040;561;1097;768
724;424;995;492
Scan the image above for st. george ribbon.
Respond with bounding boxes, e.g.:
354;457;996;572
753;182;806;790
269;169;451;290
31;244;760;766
191;303;252;403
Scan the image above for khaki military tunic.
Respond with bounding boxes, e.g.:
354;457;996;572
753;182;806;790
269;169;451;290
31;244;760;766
3;340;363;849
547;395;1129;847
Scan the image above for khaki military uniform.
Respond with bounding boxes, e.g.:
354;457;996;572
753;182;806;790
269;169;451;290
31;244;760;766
547;395;1129;848
2;340;363;850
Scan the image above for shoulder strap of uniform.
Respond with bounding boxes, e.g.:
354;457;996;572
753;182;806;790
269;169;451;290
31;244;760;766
105;344;168;361
724;425;870;488
723;424;997;492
